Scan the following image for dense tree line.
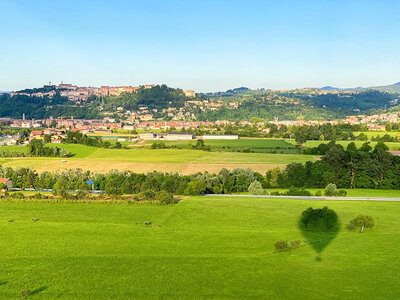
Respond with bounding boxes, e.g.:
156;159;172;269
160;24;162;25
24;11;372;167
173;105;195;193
0;167;265;196
284;90;400;112
267;141;400;189
185;123;368;140
28;139;70;157
0;93;99;119
63;131;123;149
102;85;190;111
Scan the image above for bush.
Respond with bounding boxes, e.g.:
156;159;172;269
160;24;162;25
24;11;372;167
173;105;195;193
76;190;89;199
314;190;322;196
336;189;347;196
290;240;301;249
324;183;337;196
248;180;263;195
155;191;175;204
12;192;24;199
185;180;206;195
274;240;290;251
139;190;156;200
151;141;168;149
285;187;312;196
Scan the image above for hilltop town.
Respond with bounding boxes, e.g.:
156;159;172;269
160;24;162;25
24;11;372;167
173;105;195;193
1;81;399;137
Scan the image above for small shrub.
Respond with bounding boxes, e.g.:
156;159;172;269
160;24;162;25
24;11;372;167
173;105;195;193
336;189;347;196
34;193;43;199
324;183;337;196
290;240;301;249
285;187;312;196
139;190;156;200
274;240;290;252
76;190;89;199
144;221;152;226
155;191;175;204
21;289;31;299
248;180;263;195
12;192;25;199
314;190;322;196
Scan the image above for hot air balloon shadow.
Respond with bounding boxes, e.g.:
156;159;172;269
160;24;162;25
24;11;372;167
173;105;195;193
298;207;340;261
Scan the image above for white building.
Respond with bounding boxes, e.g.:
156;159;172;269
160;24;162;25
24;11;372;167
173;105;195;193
202;135;239;140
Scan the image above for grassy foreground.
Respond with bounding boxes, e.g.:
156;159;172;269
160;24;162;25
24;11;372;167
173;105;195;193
0;196;399;299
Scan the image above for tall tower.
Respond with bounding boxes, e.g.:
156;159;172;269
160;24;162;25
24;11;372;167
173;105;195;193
22;113;25;121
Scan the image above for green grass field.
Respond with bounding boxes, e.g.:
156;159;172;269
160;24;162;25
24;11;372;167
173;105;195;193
0;143;315;174
0;196;399;299
155;138;297;153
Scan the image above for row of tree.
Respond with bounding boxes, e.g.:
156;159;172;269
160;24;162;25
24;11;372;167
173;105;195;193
63;131;123;149
0;167;264;196
267;141;400;189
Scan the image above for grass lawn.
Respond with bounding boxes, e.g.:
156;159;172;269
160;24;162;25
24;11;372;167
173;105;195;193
0;144;99;159
0;196;399;299
156;138;297;153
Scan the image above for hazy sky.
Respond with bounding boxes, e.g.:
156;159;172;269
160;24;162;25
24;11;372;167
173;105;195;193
1;0;400;92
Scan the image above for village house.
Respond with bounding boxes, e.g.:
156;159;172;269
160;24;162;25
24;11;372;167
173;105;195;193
0;178;12;191
203;134;239;140
164;132;195;140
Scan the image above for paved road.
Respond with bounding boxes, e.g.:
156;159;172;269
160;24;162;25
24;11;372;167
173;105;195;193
202;194;400;202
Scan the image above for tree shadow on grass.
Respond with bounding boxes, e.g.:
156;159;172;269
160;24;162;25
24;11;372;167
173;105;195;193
0;281;7;287
29;286;47;296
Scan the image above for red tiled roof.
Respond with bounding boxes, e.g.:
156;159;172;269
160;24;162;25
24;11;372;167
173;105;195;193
0;178;10;183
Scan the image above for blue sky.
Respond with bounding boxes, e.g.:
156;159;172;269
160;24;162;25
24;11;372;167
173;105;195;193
1;0;400;92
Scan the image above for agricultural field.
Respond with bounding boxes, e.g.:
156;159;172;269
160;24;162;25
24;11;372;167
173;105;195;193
0;196;399;299
149;138;298;153
0;144;315;174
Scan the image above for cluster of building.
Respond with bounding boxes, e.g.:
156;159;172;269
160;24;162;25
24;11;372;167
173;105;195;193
3;111;399;135
138;132;239;140
8;82;196;103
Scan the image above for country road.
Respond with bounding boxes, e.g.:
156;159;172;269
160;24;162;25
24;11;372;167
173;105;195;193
202;194;400;202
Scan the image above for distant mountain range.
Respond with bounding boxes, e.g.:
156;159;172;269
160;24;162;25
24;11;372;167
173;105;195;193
207;82;400;96
318;82;400;93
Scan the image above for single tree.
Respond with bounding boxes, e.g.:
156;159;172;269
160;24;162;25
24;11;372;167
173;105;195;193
324;183;337;196
248;180;263;195
351;215;374;233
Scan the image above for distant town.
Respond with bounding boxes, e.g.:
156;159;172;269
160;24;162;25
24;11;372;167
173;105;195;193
1;82;399;140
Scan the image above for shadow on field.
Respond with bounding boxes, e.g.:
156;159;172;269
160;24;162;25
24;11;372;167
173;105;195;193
29;286;47;296
298;207;340;260
0;281;7;286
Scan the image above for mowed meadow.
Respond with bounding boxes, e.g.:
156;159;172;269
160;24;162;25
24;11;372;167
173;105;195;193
0;196;399;299
0;141;315;174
